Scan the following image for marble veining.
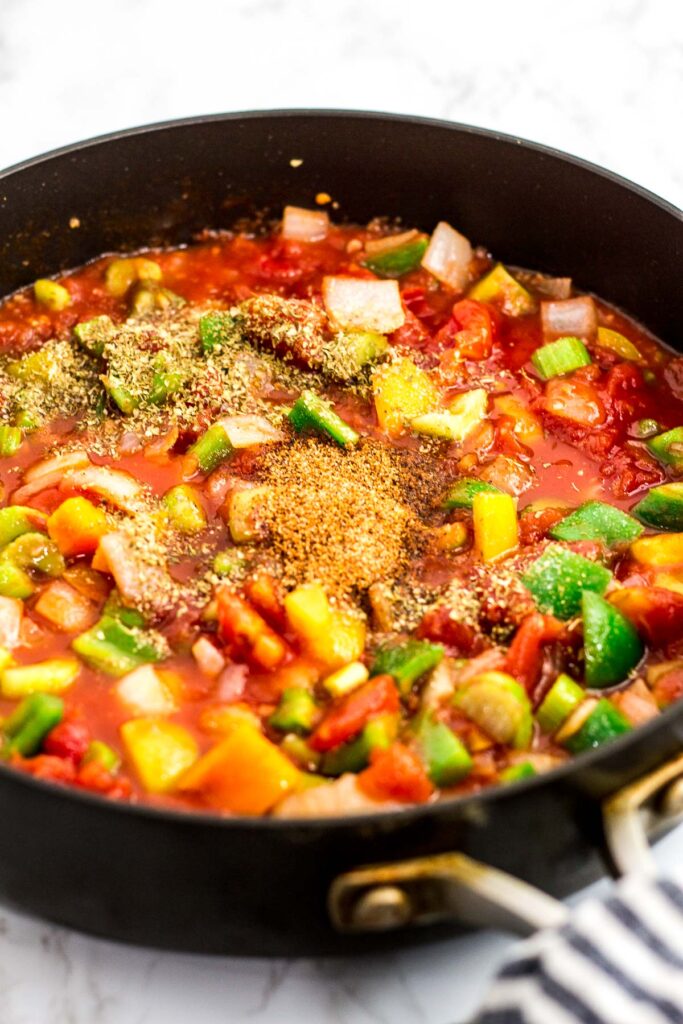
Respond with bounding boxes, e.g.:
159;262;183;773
0;0;680;1020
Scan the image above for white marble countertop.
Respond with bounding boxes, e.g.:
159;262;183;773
0;0;681;1021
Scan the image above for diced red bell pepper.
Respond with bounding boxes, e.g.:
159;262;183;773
43;716;91;765
216;586;289;670
309;675;399;751
358;743;434;803
505;613;564;695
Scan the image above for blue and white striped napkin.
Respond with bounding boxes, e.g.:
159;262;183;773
473;871;683;1024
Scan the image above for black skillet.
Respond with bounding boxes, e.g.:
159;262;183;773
0;111;681;955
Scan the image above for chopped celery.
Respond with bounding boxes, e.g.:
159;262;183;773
563;698;631;754
416;712;472;785
323;330;388;381
371;639;443;695
455;671;532;748
288;391;359;448
0;507;47;548
34;279;71;311
363;237;428;278
105;381;139;415
442;477;501;510
320;715;395;776
280;733;321;770
647;427;683;473
2;693;64;756
0;426;22;457
522;545;611;620
531;336;591;379
162;485;207;533
632;483;683;531
198;311;241;353
323;661;369;698
269;688;319;735
148;365;185;405
187;422;234;474
582;592;643;688
411;388;488;442
468;264;536;316
536;673;585;733
549;501;643;547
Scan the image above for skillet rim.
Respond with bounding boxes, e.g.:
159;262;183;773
0;107;681;833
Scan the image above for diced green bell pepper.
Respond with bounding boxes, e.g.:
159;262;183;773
148;366;185;405
442;477;502;510
187;422;234;474
416;712;472;785
563;698;631;754
0;561;34;599
647;427;683;472
269;688;319;736
0;506;47;548
72;315;115;356
632;482;683;531
105;381;139;415
522;545;612;620
536;673;585;733
72;615;164;677
549;501;643;547
2;533;65;577
102;592;147;630
321;715;395;776
363;237;428;278
288;391;359;448
198;311;242;353
500;761;537;784
2;693;64;757
82;739;121;772
581;592;643;688
455;673;533;748
280;733;321;770
371;639;444;696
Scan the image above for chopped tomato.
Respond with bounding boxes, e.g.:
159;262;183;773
608;587;683;648
652;668;683;708
505;613;564;695
435;299;495;360
358;743;434;803
43;716;91;765
310;675;399;751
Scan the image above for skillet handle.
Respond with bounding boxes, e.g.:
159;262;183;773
329;752;683;937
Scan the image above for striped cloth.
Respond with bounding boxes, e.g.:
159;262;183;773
472;871;683;1024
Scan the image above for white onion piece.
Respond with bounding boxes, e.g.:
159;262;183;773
421;221;472;291
274;773;398;819
0;596;23;649
115;665;176;716
12;450;91;503
322;276;405;334
216;662;248;702
60;465;144;513
216;415;284;448
536;277;572;300
541;296;597;340
282;205;329;242
364;229;419;257
97;532;172;616
192;636;226;678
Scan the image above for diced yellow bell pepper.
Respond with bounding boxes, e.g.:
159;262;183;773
631;533;683;567
596;326;643;364
472;491;519;562
284;583;333;640
0;657;80;699
121;718;198;793
198;702;262;737
178;724;299;814
0;647;15;672
372;357;439;437
493;395;544;444
654;571;683;596
105;257;162;297
412;388;488;442
306;608;367;671
47;497;109;557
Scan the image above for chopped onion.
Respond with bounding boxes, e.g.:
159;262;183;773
97;532;173;617
216;415;284;448
0;595;23;649
541;296;597;340
322;276;405;334
282;205;329;242
364;229;419;257
216;662;248;702
421;221;472;291
536;277;572;300
12;450;90;503
192;636;226;678
274;773;396;818
115;665;176;717
60;465;144;513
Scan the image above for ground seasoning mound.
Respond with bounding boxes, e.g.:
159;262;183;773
263;439;423;596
